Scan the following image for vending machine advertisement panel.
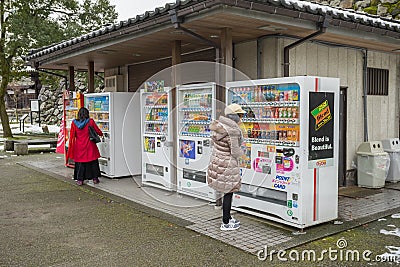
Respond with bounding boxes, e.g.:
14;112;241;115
85;92;140;178
176;83;217;201
227;76;339;229
141;85;175;191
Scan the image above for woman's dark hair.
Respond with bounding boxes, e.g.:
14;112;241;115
77;107;90;121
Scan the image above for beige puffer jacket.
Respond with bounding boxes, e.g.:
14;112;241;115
207;116;244;193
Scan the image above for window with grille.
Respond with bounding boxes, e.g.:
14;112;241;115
367;68;389;96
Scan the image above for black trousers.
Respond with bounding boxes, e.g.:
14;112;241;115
222;192;233;224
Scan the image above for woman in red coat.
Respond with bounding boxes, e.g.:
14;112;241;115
68;107;103;186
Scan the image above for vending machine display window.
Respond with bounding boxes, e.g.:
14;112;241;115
176;83;217;201
141;87;175;191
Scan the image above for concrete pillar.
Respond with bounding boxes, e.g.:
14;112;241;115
221;28;233;70
88;62;95;93
171;40;181;191
215;28;234;206
218;28;233;105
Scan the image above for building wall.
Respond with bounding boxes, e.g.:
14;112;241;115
262;38;282;78
256;37;400;170
234;40;257;80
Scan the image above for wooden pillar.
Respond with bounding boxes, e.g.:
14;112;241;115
172;40;182;81
88;61;94;93
68;66;75;91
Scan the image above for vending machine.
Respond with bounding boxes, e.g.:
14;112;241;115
227;76;339;229
64;91;84;168
176;83;217;201
140;85;175;191
85;92;141;178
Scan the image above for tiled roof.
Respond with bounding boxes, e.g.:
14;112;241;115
26;0;400;61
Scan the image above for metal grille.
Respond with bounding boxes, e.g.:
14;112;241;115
367;68;389;96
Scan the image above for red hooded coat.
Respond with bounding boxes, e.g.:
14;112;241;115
67;118;103;163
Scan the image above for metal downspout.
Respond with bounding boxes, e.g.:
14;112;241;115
283;16;330;77
362;50;369;142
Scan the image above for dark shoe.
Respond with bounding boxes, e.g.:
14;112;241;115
93;178;100;184
76;180;83;186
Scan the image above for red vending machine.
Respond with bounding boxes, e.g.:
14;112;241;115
63;91;84;168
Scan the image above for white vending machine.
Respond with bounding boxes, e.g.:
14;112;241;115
176;83;217;201
85;92;141;178
227;76;339;228
140;86;175;190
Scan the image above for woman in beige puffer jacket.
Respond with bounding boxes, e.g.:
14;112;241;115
207;104;245;230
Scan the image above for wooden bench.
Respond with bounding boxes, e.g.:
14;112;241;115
6;139;58;155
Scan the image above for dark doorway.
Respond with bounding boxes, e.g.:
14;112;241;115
339;87;347;186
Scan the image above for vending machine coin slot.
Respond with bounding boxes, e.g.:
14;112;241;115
203;140;210;147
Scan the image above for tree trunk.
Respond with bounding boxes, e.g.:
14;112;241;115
0;76;13;138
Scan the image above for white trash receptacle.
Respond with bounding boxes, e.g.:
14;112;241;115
381;138;400;183
357;141;390;189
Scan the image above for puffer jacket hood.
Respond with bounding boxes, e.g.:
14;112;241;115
207;116;244;194
209;116;242;141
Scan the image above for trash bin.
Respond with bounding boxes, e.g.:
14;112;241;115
381;138;400;183
357;141;390;188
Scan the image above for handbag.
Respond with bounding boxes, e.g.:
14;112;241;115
88;125;101;143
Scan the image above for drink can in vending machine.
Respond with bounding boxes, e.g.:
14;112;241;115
287;90;293;101
279;91;285;102
286;108;292;118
